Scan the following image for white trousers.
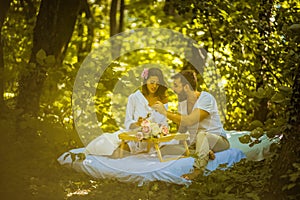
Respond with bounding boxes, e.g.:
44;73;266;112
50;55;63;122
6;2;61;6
194;131;230;169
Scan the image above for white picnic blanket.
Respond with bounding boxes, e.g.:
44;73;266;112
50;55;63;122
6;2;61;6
57;130;277;186
57;147;245;186
226;130;279;161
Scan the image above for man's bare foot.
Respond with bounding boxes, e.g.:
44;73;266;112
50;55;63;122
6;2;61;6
209;150;215;160
181;168;203;180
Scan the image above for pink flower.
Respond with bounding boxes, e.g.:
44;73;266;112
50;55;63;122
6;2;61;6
142;125;151;134
141;68;149;80
141;119;150;127
160;125;169;136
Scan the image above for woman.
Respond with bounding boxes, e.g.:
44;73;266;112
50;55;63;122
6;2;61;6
84;67;169;156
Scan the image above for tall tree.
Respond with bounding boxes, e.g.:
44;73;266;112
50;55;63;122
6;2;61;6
252;0;274;123
77;0;94;62
163;0;176;16
268;23;300;199
16;0;82;115
109;0;125;58
110;0;124;37
0;0;11;111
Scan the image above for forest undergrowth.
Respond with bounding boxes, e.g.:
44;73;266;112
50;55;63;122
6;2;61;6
0;112;274;200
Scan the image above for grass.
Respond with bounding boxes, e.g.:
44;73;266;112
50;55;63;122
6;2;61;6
0;113;279;200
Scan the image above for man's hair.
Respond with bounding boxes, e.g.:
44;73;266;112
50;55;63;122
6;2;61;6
171;70;197;90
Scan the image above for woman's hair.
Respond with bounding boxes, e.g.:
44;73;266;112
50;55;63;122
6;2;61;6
141;68;168;102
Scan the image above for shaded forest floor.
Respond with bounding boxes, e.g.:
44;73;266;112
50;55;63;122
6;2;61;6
0;112;286;200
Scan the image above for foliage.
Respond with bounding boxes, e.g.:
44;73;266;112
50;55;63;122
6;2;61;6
0;113;274;199
172;1;300;198
2;0;298;134
173;0;299;132
1;0;300;199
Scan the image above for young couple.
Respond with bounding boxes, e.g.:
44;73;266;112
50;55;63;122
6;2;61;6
85;67;230;179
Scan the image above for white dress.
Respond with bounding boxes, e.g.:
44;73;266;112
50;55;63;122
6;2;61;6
84;90;168;155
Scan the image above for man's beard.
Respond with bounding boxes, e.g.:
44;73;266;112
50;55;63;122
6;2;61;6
177;90;187;102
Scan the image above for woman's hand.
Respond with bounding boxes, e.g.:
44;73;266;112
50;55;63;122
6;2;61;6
136;117;143;126
129;117;143;129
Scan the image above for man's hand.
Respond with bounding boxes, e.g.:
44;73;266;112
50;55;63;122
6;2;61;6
152;101;167;116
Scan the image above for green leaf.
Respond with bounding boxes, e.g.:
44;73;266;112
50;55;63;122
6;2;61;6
70;152;76;163
257;87;264;95
271;93;285;103
283;183;296;191
36;49;47;65
250;127;264;139
76;153;86;161
238;134;251;144
225;185;234;193
249;120;264;130
289;173;299;182
288;24;300;33
266;128;280;138
44;55;56;67
278;86;292;93
254;87;265;99
245;192;260;200
63;153;70;161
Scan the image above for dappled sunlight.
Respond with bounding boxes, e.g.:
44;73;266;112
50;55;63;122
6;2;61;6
0;0;299;199
66;189;91;198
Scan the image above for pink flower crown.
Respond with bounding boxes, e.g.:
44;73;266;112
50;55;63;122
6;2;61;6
141;68;149;80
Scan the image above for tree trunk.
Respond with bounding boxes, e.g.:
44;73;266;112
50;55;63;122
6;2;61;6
109;0;124;58
119;0;124;33
268;50;300;199
21;0;37;19
253;0;274;123
0;0;11;111
77;0;94;62
163;0;176;16
16;0;81;115
110;0;118;37
253;95;268;122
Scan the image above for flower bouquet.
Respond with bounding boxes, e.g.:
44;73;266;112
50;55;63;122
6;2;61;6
136;118;169;140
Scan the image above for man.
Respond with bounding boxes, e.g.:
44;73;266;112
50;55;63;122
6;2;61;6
152;70;230;179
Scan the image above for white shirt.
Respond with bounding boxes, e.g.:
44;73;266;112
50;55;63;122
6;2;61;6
124;90;168;129
178;91;226;141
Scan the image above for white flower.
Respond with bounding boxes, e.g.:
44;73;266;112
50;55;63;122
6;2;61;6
151;123;160;137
